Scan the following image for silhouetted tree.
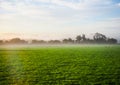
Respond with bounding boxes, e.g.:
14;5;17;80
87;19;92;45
9;38;27;44
84;38;94;44
82;34;86;41
32;40;46;44
0;33;118;45
93;33;107;43
107;38;117;44
39;40;46;43
0;40;3;44
48;40;61;44
62;39;68;43
62;38;74;43
76;35;82;43
68;38;74;43
32;40;38;44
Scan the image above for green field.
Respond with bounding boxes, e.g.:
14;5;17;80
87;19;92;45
0;45;120;85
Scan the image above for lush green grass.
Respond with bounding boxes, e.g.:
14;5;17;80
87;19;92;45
0;45;120;85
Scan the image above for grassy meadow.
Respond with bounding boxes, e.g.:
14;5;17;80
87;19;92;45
0;45;120;85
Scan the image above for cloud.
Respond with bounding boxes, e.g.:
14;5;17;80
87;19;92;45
0;0;113;11
0;0;120;40
34;0;50;3
48;0;113;10
117;3;120;7
1;17;120;40
81;18;120;36
0;0;116;18
0;0;53;21
0;0;118;22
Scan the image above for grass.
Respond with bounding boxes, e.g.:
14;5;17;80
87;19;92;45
0;45;120;85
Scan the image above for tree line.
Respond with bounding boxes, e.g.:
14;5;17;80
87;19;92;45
0;33;118;45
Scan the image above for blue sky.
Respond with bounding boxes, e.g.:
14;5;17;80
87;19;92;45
0;0;120;40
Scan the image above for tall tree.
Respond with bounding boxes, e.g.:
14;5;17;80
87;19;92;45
76;35;82;43
107;38;117;44
63;39;68;43
0;40;3;44
93;33;107;43
68;38;74;43
82;34;86;41
9;38;27;44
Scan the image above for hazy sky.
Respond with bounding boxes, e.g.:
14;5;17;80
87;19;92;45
0;0;120;40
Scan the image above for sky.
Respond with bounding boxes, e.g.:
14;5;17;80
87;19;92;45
0;0;120;40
